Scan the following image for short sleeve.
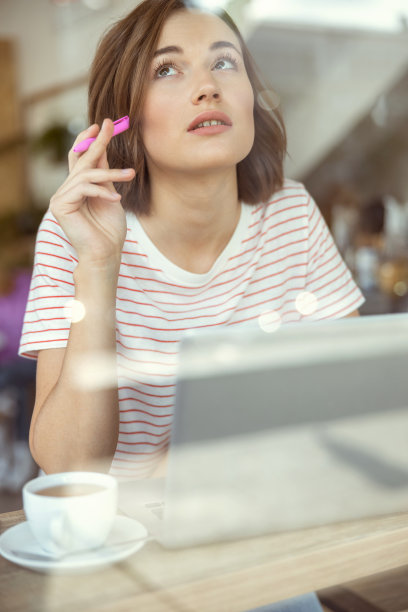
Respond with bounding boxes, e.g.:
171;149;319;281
19;210;78;359
305;191;364;319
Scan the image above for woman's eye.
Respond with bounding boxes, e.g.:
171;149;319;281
156;64;177;78
213;57;237;71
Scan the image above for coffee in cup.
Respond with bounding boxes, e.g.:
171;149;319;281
23;472;118;556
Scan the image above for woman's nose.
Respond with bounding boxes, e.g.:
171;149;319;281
192;78;221;105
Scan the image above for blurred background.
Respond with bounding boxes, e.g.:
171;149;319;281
1;0;408;506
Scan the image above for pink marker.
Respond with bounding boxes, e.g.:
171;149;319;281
73;115;130;153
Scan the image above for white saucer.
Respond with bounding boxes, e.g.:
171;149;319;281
0;515;148;573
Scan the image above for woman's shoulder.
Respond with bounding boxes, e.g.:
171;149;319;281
242;179;315;237
251;179;313;222
264;178;311;206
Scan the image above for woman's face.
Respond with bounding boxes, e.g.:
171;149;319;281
142;10;255;178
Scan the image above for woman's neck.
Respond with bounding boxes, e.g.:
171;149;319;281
137;169;241;274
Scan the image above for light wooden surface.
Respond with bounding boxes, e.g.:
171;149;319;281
1;509;408;611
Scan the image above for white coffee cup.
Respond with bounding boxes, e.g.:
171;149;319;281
23;472;118;556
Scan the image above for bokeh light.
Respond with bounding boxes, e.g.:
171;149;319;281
295;292;318;316
63;299;86;323
257;89;281;112
73;351;117;391
258;310;282;333
394;281;408;297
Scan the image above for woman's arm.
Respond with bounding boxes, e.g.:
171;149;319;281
28;120;135;474
30;265;119;473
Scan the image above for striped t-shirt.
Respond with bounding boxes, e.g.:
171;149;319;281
19;179;364;478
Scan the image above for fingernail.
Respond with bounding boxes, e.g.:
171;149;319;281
121;168;133;174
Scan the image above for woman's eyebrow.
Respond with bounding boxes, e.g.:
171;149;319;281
153;40;242;58
153;45;181;58
210;40;242;56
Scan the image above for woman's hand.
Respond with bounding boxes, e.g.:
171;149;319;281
49;119;135;267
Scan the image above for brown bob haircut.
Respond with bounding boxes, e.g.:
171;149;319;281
88;0;287;214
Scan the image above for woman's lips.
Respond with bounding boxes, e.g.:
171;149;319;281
189;123;232;136
187;111;232;135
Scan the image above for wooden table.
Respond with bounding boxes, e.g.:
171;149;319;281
1;508;408;612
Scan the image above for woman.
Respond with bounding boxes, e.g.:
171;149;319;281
19;0;363;479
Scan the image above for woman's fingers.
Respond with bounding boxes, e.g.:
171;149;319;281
97;149;110;171
58;119;134;218
50;183;121;214
68;123;100;172
68;119;117;173
72;119;116;172
68;167;134;188
56;167;134;198
96;149;116;193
